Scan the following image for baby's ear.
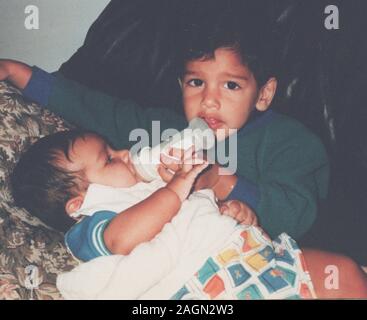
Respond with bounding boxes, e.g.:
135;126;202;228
65;195;84;220
255;77;277;112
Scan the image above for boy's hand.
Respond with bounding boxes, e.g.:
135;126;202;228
219;200;258;226
165;148;208;202
0;60;11;81
0;59;32;89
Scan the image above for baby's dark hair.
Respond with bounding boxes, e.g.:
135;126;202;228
11;129;90;233
178;8;279;87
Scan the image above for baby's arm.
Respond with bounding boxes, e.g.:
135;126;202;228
103;158;208;256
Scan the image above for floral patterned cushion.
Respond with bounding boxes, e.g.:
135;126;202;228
0;81;78;300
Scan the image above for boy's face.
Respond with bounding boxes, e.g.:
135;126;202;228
62;133;142;189
181;48;266;138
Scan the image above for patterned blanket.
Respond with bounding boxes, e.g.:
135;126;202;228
0;81;78;300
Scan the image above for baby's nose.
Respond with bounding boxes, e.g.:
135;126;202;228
114;149;130;163
119;150;130;163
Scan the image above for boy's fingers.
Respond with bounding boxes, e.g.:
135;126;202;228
219;204;229;214
228;201;241;214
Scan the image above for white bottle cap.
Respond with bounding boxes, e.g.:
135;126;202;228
131;147;161;181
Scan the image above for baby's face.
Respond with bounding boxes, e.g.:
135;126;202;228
181;48;260;138
63;133;142;189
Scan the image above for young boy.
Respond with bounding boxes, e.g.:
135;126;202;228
10;130;367;299
0;27;328;239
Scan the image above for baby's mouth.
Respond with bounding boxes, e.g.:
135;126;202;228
127;153;136;174
128;152;145;182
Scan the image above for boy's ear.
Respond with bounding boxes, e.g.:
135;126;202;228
255;77;277;112
65;195;84;220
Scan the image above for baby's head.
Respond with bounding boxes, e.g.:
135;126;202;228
11;130;141;232
179;18;278;138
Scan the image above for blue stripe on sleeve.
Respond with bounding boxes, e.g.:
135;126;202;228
65;211;116;262
22;66;56;106
226;175;260;211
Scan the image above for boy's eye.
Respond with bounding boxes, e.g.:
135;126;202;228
187;79;203;87
224;81;241;90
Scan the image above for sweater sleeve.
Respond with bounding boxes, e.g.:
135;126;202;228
225;116;329;240
226;175;260;211
22;66;187;149
254;131;329;239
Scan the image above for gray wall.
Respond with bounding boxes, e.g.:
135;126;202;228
0;0;110;71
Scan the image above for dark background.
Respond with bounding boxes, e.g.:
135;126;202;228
59;0;367;264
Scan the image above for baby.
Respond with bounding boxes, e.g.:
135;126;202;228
11;130;255;260
11;130;367;299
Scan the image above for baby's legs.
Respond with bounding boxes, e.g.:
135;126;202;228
303;249;367;299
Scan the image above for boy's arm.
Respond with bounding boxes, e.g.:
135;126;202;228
0;60;187;149
251;149;329;239
194;163;239;200
195;142;329;239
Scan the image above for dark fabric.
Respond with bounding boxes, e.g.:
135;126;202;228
59;0;367;264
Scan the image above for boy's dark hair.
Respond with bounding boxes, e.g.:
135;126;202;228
11;130;90;233
178;5;279;87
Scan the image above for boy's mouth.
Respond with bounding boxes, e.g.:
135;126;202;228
202;116;223;130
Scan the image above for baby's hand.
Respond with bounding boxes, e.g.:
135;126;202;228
165;148;208;202
219;200;258;226
158;146;205;183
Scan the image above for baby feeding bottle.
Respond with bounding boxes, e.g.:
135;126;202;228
130;117;215;181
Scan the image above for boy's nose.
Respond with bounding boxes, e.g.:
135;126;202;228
201;88;220;110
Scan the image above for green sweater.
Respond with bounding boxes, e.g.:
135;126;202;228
23;68;329;239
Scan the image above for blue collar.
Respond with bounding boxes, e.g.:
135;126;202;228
237;109;275;136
